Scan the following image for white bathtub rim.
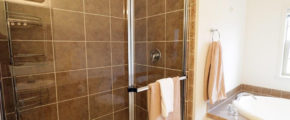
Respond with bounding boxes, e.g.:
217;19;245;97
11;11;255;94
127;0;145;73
233;95;290;120
233;100;263;120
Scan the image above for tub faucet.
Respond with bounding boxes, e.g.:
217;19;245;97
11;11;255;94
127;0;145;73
235;92;257;101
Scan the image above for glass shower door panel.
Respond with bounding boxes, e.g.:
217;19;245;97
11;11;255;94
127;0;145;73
134;0;185;120
2;0;130;120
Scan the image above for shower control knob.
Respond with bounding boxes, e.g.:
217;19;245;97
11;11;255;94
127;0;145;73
151;49;161;63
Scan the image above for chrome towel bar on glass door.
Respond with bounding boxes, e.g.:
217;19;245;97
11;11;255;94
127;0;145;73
136;76;187;93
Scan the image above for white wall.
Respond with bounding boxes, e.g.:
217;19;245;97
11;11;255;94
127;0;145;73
194;0;247;119
242;0;290;92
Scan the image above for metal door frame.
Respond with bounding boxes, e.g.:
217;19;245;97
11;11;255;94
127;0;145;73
127;0;135;119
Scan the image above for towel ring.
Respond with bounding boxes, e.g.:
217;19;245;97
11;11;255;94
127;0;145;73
210;29;220;42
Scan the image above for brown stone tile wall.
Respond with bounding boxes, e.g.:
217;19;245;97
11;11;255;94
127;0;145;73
0;0;196;119
134;0;195;119
1;0;128;119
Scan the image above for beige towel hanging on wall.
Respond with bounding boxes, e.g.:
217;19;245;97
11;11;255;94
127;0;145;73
204;41;226;104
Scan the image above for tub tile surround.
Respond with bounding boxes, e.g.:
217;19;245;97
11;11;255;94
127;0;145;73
241;84;290;99
207;97;248;120
207;84;290;120
0;0;196;120
206;85;247;120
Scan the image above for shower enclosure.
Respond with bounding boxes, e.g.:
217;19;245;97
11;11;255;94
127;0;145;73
0;0;194;120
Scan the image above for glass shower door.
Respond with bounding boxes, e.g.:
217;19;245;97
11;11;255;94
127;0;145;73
1;0;130;120
132;0;188;119
0;0;191;119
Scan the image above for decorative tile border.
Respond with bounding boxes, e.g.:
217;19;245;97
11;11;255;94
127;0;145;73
208;84;290;111
241;84;290;99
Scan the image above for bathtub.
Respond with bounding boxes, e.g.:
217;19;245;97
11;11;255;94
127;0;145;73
233;94;290;120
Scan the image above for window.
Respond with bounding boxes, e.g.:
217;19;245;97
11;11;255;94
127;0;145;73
282;14;290;76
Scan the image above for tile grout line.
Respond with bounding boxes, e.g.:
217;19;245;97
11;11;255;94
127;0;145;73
108;0;114;119
145;0;149;103
18;102;58;113
82;0;91;119
92;112;113;120
8;40;127;43
1;77;12;79
51;40;127;43
135;63;183;71
51;7;125;20
135;8;184;20
12;64;128;78
0;66;8;117
48;0;60;119
136;40;184;43
164;0;167;77
18;96;88;113
16;86;129;115
135;104;147;112
1;79;9;117
91;107;129;120
9;39;184;42
5;112;15;115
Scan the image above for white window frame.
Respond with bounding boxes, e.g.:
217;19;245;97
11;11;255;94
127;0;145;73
282;14;290;76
